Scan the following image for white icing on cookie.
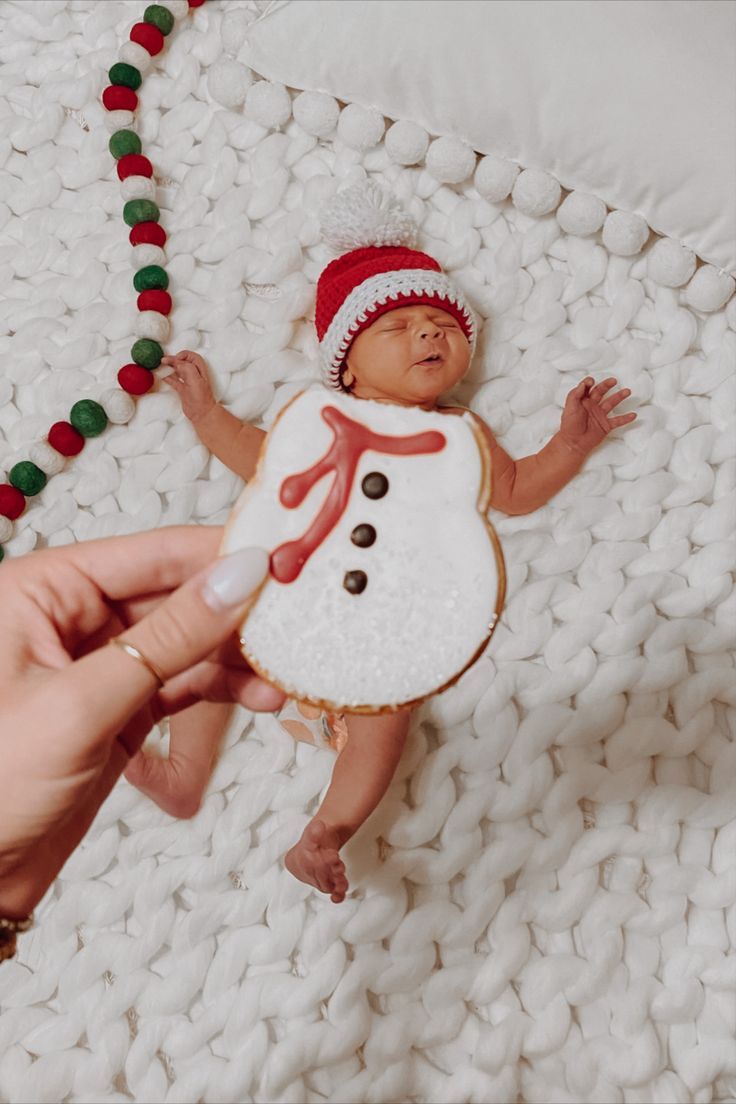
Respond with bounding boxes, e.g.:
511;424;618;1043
221;385;505;712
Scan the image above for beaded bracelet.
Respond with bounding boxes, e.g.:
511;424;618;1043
0;0;206;563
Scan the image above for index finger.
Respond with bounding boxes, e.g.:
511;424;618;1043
46;525;224;601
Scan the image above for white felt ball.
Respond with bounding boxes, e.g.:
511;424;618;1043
556;191;607;236
160;0;189;19
220;7;252;50
104;110;134;133
119;41;153;75
0;516;12;543
100;388;136;425
132;243;166;268
425;136;476;184
319;181;417;250
602;210;649;255
293;91;340;138
136;311;170;342
208;59;253;109
245;81;292;128
121;175;155;202
28;441;66;476
646;237;697;287
385;120;429;166
337;103;385;151
474;155;519;202
512;168;561;217
685;265;736;312
726;296;736;330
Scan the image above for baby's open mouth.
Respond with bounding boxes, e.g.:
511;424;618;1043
415;354;444;366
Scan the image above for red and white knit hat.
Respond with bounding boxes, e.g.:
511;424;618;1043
315;183;477;389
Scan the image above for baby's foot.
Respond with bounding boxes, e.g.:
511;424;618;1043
284;819;349;903
123;750;204;820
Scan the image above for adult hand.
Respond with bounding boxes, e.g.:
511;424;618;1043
0;525;285;919
559;376;637;454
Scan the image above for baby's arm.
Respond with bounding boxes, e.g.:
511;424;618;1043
458;375;636;515
285;708;411;903
162;351;266;481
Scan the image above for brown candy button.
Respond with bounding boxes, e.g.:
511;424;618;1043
343;570;368;594
350;523;376;547
361;472;389;499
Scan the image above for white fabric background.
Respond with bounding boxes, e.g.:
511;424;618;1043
0;2;735;1102
243;0;736;275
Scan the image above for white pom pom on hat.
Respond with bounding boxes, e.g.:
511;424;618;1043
318;181;418;251
315;183;477;390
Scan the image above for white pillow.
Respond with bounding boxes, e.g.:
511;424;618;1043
242;0;736;275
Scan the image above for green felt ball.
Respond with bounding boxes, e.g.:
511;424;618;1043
0;545;4;563
108;62;142;91
131;338;164;369
109;130;142;160
134;265;168;292
144;4;175;35
123;199;160;228
9;461;47;497
70;400;108;438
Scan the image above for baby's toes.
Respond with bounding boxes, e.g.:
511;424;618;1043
330;877;348;903
328;855;345;879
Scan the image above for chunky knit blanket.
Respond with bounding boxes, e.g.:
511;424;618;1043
1;2;735;1102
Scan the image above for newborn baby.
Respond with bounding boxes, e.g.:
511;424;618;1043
124;186;637;904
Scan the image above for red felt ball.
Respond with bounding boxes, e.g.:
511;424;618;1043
102;85;139;112
129;221;167;247
118;363;155;395
117;154;153;181
189;0;206;7
130;21;165;55
0;484;26;520
137;290;172;314
48;421;85;457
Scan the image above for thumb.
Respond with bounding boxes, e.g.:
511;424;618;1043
55;547;271;751
564;379;588;409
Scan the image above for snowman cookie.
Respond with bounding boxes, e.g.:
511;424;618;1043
220;385;506;714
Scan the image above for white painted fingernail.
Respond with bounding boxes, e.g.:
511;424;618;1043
202;548;270;610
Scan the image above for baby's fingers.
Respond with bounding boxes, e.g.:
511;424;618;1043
166;358;200;382
600;387;631;411
607;412;638;428
589;377;617;401
178;351;208;376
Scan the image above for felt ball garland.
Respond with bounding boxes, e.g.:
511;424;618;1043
10;463;47;498
48;422;85;456
70;401;109;439
0;0;205;562
117;154;153;180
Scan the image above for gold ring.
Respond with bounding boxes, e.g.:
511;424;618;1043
110;636;166;689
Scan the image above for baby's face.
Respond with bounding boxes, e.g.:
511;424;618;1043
342;304;471;408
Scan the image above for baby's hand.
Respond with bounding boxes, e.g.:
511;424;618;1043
559;376;637;454
161;350;216;424
284;819;349;904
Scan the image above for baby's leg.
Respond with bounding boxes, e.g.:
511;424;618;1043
124;700;235;818
285;707;412;902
